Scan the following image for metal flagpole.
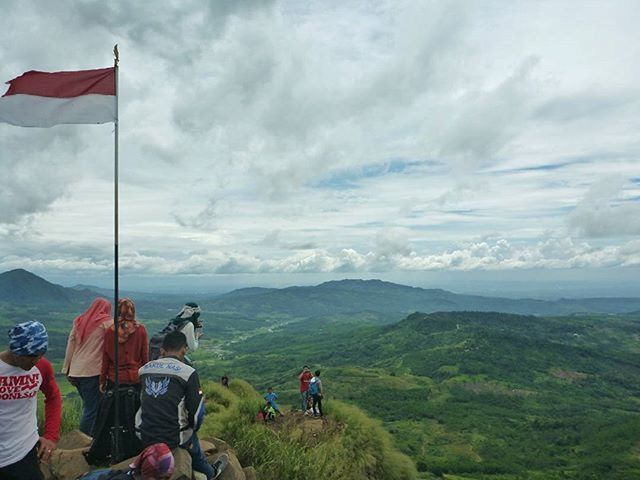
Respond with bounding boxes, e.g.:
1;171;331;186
112;44;121;463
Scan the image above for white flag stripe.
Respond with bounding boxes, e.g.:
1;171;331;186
0;94;116;128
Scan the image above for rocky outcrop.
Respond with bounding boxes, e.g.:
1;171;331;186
49;447;91;480
200;438;247;480
243;466;258;480
43;430;257;480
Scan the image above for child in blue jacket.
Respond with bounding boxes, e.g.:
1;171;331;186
263;387;284;416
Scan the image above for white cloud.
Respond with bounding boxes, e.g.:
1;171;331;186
568;177;640;238
3;234;639;278
0;0;639;290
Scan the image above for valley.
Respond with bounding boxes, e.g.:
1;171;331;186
2;269;640;479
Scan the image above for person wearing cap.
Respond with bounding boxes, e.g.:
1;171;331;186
136;331;228;480
0;320;62;480
77;442;175;479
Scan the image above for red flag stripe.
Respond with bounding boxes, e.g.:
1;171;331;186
2;67;115;98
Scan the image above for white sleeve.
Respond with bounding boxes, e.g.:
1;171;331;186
181;321;199;351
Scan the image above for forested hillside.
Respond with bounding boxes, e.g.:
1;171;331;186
3;271;640;478
199;311;640;479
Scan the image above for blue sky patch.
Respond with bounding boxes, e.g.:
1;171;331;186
311;159;440;190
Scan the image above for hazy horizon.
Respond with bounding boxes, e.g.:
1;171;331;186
26;266;639;299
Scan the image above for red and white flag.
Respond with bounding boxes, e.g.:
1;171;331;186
0;67;115;128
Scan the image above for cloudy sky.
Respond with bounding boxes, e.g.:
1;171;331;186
1;0;639;296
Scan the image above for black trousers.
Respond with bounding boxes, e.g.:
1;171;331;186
312;394;323;416
0;445;43;480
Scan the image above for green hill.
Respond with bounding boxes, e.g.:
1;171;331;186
203;311;640;479
53;379;417;480
0;269;95;304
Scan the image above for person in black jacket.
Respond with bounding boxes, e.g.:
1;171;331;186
136;331;227;480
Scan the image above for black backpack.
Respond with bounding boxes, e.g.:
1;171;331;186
148;318;189;361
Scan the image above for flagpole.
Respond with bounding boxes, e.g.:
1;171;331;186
112;44;121;463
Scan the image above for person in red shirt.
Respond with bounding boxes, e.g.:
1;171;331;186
87;298;147;465
35;357;62;463
298;365;313;412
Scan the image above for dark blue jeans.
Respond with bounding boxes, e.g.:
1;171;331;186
188;434;215;479
74;375;102;436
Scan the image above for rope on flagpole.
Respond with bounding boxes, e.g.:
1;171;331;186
112;43;121;463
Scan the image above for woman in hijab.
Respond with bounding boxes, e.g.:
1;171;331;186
87;298;148;465
99;298;148;394
62;298;113;436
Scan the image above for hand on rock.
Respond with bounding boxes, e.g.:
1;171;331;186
38;437;56;463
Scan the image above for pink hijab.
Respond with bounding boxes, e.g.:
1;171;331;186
74;298;112;344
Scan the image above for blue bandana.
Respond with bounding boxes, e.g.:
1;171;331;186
8;321;48;356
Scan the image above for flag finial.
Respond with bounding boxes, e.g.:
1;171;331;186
113;44;119;66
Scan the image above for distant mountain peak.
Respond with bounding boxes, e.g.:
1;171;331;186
316;278;447;293
0;268;94;305
318;278;406;288
2;268;39;277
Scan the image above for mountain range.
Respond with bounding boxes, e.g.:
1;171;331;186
2;269;640;318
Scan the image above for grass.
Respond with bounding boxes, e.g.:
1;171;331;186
199;380;418;480
38;392;82;437
43;378;416;480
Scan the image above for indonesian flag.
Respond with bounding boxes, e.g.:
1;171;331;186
0;67;115;128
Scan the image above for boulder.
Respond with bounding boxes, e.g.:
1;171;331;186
109;456;133;471
169;447;194;480
199;437;247;480
203;437;232;453
199;440;217;455
243;466;258;480
49;447;90;480
213;451;246;480
44;435;251;480
40;462;54;480
57;430;93;450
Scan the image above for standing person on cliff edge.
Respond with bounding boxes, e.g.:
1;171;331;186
298;365;312;412
309;370;324;417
